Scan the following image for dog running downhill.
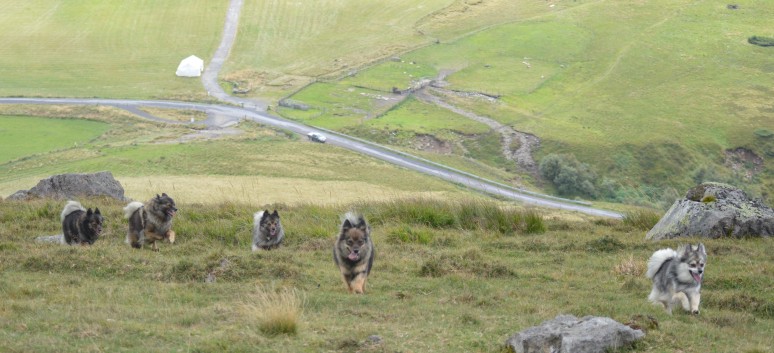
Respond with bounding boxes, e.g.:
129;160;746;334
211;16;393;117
646;243;707;315
333;212;374;294
252;209;284;251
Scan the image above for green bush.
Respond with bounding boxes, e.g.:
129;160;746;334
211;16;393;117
539;153;598;198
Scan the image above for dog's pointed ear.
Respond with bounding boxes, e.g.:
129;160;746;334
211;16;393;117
95;208;101;215
86;208;93;216
697;243;706;256
156;194;161;200
162;193;168;197
272;210;279;217
682;244;696;258
342;219;353;231
356;217;367;230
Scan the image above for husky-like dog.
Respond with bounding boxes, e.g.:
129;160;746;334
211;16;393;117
36;201;103;245
333;212;374;294
252;209;284;251
646;243;707;315
124;193;177;251
61;201;103;245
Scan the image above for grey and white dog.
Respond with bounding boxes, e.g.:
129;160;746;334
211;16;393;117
646;243;707;315
251;210;284;251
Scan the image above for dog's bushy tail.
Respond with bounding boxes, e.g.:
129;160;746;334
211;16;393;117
342;212;366;228
123;201;144;219
646;248;678;279
61;201;85;222
253;211;266;227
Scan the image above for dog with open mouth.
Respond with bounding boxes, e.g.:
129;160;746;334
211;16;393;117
333;212;374;294
124;193;177;251
646;243;707;315
251;209;284;251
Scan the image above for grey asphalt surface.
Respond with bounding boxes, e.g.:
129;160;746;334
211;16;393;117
0;0;623;219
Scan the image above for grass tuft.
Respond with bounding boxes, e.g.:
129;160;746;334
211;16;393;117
243;285;305;336
585;236;625;253
613;254;645;277
387;225;434;245
622;209;662;230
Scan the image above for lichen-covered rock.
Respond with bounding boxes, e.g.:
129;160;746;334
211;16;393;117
7;171;126;201
646;182;774;240
505;315;644;353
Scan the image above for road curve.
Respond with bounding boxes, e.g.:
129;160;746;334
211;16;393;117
0;97;622;219
0;0;622;219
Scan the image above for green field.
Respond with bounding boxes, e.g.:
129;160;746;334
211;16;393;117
0;0;226;99
279;0;774;206
0;116;109;163
1;1;774;351
1;199;773;352
0;108;473;204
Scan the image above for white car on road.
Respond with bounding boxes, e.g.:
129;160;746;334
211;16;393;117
307;132;327;143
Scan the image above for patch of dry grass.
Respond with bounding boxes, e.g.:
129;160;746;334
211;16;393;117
242;285;305;336
117;175;457;207
613;254;645;277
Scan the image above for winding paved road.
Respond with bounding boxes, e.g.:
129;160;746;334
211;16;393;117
0;0;623;219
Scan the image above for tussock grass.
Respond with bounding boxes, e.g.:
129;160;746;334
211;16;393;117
622;209;662;231
242;285;305;336
360;197;546;235
613;254;645;277
1;198;773;352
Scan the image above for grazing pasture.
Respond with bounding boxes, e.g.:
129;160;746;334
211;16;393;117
1;199;773;352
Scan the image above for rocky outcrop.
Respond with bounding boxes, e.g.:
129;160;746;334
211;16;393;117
505;315;644;353
7;171;126;201
646;182;774;240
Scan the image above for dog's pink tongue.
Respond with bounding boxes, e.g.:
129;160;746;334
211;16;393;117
348;252;359;261
692;272;702;283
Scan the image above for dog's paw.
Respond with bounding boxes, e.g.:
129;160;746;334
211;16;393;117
691;310;700;315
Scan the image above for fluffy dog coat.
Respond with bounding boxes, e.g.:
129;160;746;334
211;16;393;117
646;243;707;314
333;212;374;294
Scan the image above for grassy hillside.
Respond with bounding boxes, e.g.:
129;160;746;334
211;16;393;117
0;115;109;163
1;198;773;352
0;0;226;99
278;0;774;207
0;105;471;204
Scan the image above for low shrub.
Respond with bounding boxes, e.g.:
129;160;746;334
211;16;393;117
748;36;774;47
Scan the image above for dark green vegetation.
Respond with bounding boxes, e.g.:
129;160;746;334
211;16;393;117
1;199;773;352
748;35;774;47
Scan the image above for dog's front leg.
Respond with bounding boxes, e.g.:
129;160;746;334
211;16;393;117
339;267;353;293
350;272;368;294
688;291;701;315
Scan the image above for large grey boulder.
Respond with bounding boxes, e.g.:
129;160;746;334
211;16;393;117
505;315;644;353
7;171;126;201
646;182;774;240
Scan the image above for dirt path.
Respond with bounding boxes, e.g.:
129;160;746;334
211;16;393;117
413;75;540;176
